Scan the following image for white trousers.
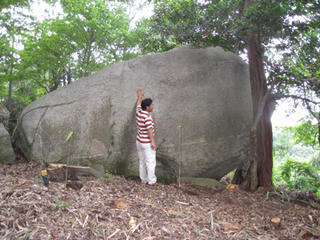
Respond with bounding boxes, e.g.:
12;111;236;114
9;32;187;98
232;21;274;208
136;140;157;184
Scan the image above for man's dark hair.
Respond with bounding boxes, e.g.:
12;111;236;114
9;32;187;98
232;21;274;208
141;98;153;110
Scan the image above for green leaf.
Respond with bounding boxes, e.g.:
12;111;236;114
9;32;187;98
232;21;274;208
65;131;73;143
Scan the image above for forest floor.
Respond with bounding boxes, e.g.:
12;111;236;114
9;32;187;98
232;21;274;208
1;151;320;239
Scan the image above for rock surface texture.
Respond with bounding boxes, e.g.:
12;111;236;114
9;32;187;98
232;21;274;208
0;123;15;164
17;46;252;183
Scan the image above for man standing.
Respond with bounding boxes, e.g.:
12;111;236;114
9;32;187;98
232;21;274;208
136;88;159;186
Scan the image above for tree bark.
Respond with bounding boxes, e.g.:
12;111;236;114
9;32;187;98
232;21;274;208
318;117;320;156
8;80;12;112
236;9;274;191
8;44;14;112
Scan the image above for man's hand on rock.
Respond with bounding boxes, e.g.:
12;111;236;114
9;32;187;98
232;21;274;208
137;88;144;97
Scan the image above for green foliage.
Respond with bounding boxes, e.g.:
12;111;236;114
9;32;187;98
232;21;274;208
64;131;73;143
150;0;299;53
276;26;320;143
286;27;320;91
108;174;114;183
55;200;71;207
104;169;114;183
273;126;320;196
289;117;319;149
273;127;294;162
1;97;28;134
33;175;39;184
1;0;151;116
0;0;30;11
1;0;158;136
135;18;180;54
311;155;320;168
0;5;38;118
276;158;320;193
20;0;138;92
273;126;317;166
94;227;104;236
22;230;32;239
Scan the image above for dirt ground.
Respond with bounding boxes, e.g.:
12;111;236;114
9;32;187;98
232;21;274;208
1;153;320;239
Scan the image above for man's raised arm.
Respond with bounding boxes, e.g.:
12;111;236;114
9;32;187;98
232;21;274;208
136;88;144;106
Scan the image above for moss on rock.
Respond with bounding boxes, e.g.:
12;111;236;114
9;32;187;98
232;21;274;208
178;177;226;188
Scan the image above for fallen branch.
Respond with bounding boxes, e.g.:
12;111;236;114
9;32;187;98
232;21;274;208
47;163;107;179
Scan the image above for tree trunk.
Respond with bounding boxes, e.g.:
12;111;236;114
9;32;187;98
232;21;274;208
8;47;14;112
318;117;320;156
236;27;274;191
260;103;274;191
8;80;12;112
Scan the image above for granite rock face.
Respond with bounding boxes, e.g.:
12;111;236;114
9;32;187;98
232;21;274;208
17;46;252;182
0;123;15;164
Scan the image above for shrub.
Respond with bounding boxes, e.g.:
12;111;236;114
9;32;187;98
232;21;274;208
276;158;320;196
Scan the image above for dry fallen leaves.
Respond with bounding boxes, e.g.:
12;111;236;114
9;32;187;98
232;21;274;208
215;220;243;231
129;217;137;229
113;200;131;209
1;161;320;239
226;184;239;191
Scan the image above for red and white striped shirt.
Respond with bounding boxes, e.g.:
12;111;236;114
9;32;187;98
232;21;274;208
136;105;154;143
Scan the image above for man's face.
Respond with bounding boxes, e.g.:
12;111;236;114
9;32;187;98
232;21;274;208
146;103;154;112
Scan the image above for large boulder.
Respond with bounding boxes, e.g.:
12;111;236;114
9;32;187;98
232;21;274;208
17;46;252;183
0;123;15;164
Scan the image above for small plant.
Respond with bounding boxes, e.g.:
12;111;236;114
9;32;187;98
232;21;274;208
206;236;215;239
266;191;270;199
196;228;200;236
108;175;114;183
64;131;73;185
98;177;105;181
105;168;114;183
243;227;248;238
94;228;104;236
201;201;205;206
33;175;38;184
317;190;320;199
22;230;32;239
64;131;73;143
170;195;177;199
55;200;71;207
